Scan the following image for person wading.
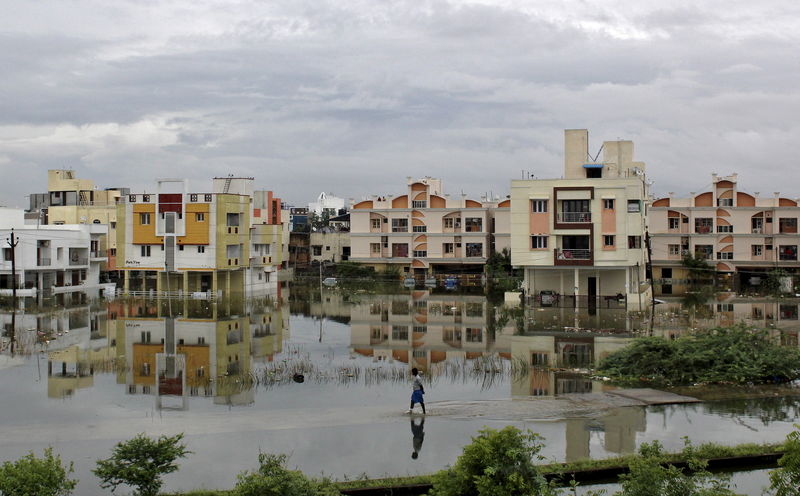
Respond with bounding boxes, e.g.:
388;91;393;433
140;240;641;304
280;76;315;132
406;367;426;415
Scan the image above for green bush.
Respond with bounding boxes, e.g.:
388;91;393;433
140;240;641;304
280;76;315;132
93;433;190;496
616;440;738;496
0;448;76;496
234;453;340;496
598;325;800;385
770;425;800;496
334;262;375;279
427;426;557;496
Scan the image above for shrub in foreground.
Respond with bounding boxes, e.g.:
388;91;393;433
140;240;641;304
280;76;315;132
598;325;800;385
93;433;190;496
234;453;340;496
770;425;800;496
0;448;76;496
427;426;558;496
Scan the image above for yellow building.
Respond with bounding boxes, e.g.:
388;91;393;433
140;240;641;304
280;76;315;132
117;178;286;298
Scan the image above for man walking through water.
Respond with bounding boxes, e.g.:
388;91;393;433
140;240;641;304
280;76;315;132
406;367;426;415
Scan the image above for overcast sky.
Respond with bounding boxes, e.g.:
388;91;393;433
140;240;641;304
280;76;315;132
1;0;798;207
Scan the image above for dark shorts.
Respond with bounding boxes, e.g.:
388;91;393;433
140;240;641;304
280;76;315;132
411;390;424;404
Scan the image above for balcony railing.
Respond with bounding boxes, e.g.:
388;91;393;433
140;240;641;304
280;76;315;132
695;226;712;234
556;249;591;260
37;258;51;266
557;212;591;223
752;227;763;234
69;258;88;266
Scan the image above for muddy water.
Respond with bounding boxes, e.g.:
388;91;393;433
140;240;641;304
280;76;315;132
0;288;798;495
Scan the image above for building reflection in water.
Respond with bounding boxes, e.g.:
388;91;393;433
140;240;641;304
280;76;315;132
37;289;288;409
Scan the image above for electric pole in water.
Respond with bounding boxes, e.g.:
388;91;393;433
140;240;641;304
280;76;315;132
6;229;18;355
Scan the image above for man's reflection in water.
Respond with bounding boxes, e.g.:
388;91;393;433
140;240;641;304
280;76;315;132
411;417;425;459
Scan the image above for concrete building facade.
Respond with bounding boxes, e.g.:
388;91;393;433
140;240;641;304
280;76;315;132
349;177;510;276
649;173;800;295
510;130;651;310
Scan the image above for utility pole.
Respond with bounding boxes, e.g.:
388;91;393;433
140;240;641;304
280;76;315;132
7;229;19;355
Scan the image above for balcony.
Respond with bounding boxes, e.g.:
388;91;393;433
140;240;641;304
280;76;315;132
69;258;88;266
554;248;593;266
37;258;51;266
557;212;592;223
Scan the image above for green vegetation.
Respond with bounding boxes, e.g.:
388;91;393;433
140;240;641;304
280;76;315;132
427;426;559;496
93;433;190;496
485;248;522;292
616;440;738;496
598;325;800;386
0;448;77;496
233;453;340;496
334;261;377;279
770;425;800;496
763;268;791;296
681;252;714;285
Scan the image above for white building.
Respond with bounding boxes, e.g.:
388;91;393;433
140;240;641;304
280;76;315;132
0;208;110;297
308;192;345;217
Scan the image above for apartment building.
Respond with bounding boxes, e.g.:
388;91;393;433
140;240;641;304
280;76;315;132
649;174;800;295
28;170;127;272
510;130;651;310
349;177;510;276
0;208;109;297
116;178;285;298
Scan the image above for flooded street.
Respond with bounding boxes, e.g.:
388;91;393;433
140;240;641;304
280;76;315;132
1;285;799;494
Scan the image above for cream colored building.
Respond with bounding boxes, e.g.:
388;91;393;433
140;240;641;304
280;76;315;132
510;130;651;310
349;177;510;276
29;170;126;272
650;174;800;295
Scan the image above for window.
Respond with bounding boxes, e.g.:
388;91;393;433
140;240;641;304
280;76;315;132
412;200;427;208
752;218;764;233
391;243;409;257
198;246;205;253
780;218;798;234
2;248;11;261
371;219;381;229
669;244;680;256
466;328;482;343
413;325;427;334
178;244;184;251
139;213;151;225
140;245;151;257
325;246;330;251
779;245;798;261
109;248;116;256
627;200;641;213
413;250;427;257
603;199;615;209
391;218;408;232
531;236;548;249
603;235;615;247
312;246;322;256
129;195;137;203
628;236;642;249
196;213;205;222
392;325;409;340
717;225;733;233
464;218;482;232
668;218;680;229
370;243;381;255
717;252;733;260
412;225;427;232
226;213;240;227
190;194;198;202
531;353;548;366
718;198;733;207
444;218;454;229
531;200;548;213
695;245;713;259
443;243;454;254
695;218;713;234
465;243;483;257
752;245;762;256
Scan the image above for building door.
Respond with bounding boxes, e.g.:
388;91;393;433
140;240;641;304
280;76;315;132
587;277;597;314
200;274;212;292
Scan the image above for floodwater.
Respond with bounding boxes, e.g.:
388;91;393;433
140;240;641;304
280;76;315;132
0;285;798;495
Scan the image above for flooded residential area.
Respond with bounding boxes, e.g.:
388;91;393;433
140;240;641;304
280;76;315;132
2;283;800;494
